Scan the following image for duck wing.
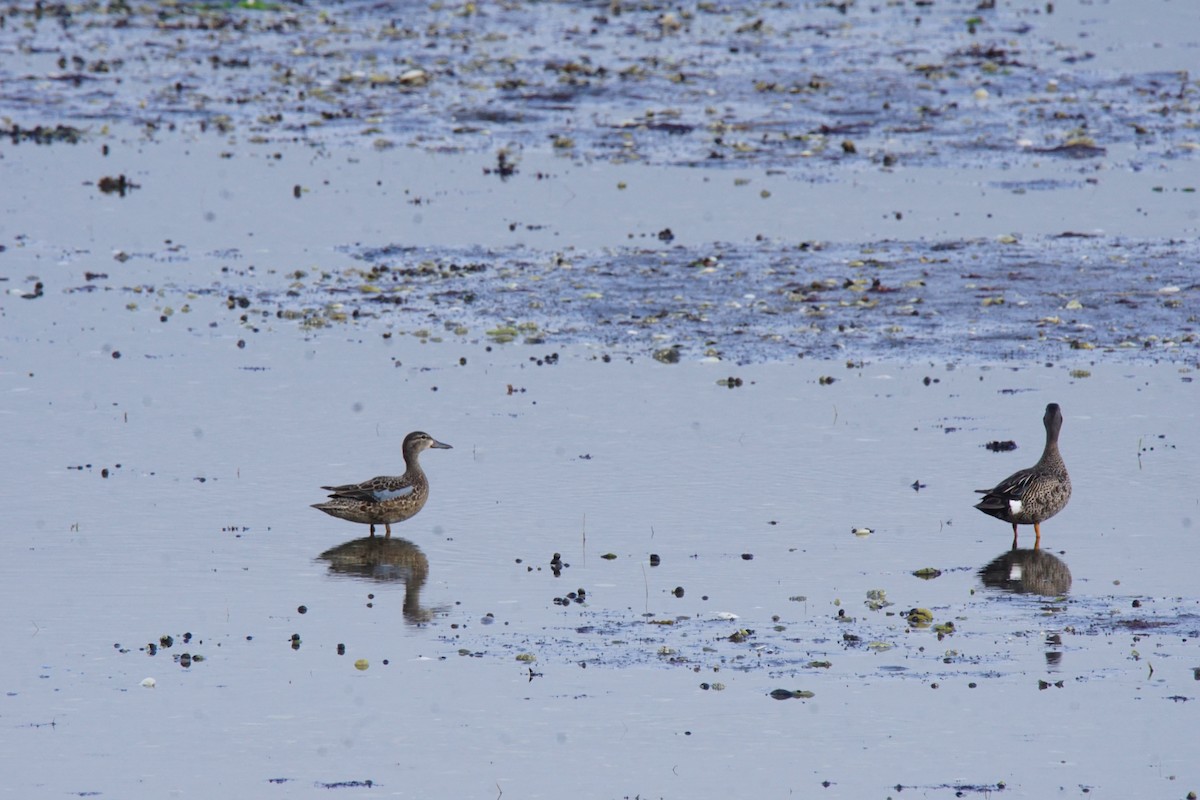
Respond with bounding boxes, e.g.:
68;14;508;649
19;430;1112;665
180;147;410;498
974;467;1035;515
977;467;1035;500
322;476;415;504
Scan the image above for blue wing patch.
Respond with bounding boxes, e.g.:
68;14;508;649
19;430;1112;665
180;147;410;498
372;485;416;502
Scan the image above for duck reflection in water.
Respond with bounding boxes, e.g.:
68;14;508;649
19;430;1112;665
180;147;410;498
317;536;438;623
978;547;1072;597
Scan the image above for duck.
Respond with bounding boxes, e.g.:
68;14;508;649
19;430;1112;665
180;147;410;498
312;431;451;537
974;403;1071;549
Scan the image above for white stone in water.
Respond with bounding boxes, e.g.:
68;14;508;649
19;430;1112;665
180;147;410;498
140;677;156;689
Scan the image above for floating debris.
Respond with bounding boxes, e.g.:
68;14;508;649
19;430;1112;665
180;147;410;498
652;346;681;364
865;589;892;610
906;608;934;627
97;174;138;196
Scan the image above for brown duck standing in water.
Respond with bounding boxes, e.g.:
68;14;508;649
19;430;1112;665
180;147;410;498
975;403;1071;549
312;431;451;537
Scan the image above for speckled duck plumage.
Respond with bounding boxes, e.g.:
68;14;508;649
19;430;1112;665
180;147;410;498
974;403;1071;548
312;431;451;537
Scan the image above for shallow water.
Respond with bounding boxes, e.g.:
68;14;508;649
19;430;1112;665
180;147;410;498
2;0;1200;797
3;293;1198;796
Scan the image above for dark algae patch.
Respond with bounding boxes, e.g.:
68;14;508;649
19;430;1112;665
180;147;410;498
1;0;1196;175
112;236;1199;364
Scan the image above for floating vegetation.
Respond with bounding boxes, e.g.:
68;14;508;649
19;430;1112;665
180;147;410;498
865;589;892;610
906;608;935;628
653;346;681;364
486;326;519;343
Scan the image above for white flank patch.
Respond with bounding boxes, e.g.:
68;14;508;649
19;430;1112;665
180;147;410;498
1008;498;1023;515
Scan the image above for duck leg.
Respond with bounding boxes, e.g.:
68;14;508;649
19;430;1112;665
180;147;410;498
369;523;376;538
384;523;392;538
1033;522;1042;550
1011;523;1019;550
